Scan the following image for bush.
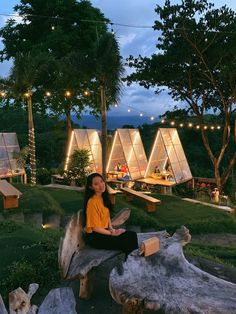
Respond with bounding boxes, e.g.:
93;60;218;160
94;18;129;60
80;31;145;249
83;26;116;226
65;149;92;186
37;167;52;185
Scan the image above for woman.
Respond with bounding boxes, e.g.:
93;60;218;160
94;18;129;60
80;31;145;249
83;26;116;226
84;172;138;258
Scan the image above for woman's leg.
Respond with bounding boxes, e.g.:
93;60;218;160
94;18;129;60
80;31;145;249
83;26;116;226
86;231;138;256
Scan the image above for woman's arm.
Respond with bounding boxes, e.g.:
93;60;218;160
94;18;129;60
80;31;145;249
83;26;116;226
92;227;112;235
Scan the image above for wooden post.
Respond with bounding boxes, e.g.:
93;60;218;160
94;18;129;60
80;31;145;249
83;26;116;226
79;268;96;300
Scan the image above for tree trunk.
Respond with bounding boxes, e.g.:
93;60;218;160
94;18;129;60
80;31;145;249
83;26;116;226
27;91;36;185
100;84;107;179
65;109;72;141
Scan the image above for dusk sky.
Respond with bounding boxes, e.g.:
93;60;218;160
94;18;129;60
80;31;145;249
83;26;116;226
1;0;236;120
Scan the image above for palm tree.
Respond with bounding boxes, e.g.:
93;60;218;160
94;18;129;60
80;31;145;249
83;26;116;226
9;51;51;185
94;33;124;178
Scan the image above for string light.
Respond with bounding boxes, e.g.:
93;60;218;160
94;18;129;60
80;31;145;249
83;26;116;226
150;116;154;121
0;91;6;97
127;108;131;112
179;123;184;127
170;121;175;126
161;119;165;124
65;90;71;97
45;91;51;97
188;122;193;127
140;113;143;117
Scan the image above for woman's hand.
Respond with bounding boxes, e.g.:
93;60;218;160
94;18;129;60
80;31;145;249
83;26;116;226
111;228;126;236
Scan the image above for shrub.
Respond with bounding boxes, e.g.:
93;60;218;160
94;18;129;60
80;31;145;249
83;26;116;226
65;149;92;186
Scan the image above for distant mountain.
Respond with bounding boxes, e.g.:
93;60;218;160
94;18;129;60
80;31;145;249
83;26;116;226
72;114;156;129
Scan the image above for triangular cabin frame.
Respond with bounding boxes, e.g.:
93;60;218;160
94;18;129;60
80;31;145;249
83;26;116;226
144;128;192;184
106;129;147;181
0;133;26;182
64;129;102;174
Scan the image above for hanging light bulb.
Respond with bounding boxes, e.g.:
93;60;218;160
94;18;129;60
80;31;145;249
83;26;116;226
161;119;165;124
210;126;215;130
51;25;55;30
83;89;90;97
179;123;184;127
114;103;118;107
65;90;71;97
150;116;154;121
170;121;175;126
45;91;51;97
0;91;6;97
140;113;143;117
204;125;208;130
196;125;200;129
188;123;193;128
128;108;131;112
217;125;221;130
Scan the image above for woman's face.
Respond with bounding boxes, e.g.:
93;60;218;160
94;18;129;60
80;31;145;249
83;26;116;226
91;176;106;194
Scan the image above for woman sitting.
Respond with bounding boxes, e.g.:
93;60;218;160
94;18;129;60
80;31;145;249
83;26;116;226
84;173;138;258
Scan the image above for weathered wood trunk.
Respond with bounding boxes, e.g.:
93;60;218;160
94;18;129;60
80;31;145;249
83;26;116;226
0;294;7;314
38;287;76;314
110;226;236;314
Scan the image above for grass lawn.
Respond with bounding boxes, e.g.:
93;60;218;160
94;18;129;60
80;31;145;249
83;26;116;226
0;183;235;305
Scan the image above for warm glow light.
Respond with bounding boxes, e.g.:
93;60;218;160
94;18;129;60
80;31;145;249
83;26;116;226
196;125;200;129
64;130;74;171
188;123;193;128
179;123;184;127
45;91;51;97
83;89;90;97
217;125;221;130
170;121;175;126
51;25;55;30
210;126;215;130
161;119;165;124
42;224;50;229
106;131;117;172
204;126;208;130
65;90;71;97
24;92;31;98
145;131;159;177
0;91;6;97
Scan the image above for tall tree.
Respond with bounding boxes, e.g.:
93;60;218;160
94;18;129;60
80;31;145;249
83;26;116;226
9;51;52;185
0;0;109;137
91;32;124;178
127;0;236;191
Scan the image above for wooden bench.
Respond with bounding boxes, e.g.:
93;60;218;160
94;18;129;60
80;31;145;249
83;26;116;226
58;208;131;300
120;187;161;212
107;184;121;205
51;174;64;184
0;180;22;209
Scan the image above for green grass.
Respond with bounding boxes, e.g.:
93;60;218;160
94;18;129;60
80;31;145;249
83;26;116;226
0;184;236;304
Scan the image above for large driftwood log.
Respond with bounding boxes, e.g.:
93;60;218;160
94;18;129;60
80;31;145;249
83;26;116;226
9;283;39;314
110;226;236;314
38;287;76;314
58;208;131;300
0;294;7;314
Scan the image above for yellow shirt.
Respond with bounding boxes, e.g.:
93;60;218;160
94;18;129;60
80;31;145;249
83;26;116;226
86;195;110;233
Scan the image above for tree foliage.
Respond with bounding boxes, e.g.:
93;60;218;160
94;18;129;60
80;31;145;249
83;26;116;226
127;0;236;190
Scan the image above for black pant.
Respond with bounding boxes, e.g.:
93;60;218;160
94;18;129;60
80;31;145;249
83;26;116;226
85;230;138;257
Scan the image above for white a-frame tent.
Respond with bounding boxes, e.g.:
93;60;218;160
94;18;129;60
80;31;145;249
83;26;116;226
0;132;26;180
145;128;192;184
107;129;147;180
65;129;102;174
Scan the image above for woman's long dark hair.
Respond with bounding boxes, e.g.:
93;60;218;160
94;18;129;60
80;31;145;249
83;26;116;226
83;173;113;225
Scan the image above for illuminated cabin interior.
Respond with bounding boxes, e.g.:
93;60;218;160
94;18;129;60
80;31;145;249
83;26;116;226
145;128;192;184
0;133;26;182
107;129;147;181
64;129;102;174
